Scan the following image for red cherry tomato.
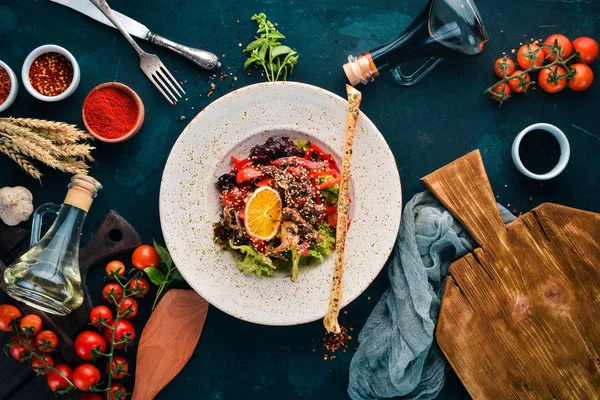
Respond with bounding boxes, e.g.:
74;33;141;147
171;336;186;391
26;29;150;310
103;320;135;350
493;57;515;78
73;363;101;391
127;277;150;298
35;330;59;352
102;283;124;304
119;298;139;319
538;65;567;93
106;383;127;400
517;44;544;69
8;337;30;362
20;314;42;335
236;166;264;183
74;331;107;361
131;245;160;270
105;260;126;279
107;356;129;379
0;304;22;331
543;34;572;62
491;83;511;102
507;70;531;93
47;364;73;392
568;63;594;91
326;212;338;228
32;353;54;375
572;37;599;64
90;305;114;328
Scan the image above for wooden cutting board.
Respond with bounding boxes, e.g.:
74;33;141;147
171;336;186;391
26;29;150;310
425;151;600;399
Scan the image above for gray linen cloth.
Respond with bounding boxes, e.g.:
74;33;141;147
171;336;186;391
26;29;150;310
348;191;515;400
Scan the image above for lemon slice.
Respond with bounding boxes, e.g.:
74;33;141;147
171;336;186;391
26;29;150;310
244;186;282;241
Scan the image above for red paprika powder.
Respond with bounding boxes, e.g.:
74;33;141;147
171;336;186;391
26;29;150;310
0;66;11;105
83;88;138;139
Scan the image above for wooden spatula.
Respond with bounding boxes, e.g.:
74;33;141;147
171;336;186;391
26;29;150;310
132;289;209;400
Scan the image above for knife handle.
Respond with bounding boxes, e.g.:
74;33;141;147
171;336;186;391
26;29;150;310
147;32;221;70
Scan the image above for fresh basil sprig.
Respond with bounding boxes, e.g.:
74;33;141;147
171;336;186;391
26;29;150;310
244;13;299;81
144;240;184;310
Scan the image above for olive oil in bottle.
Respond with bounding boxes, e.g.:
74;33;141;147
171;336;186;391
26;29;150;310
4;175;102;316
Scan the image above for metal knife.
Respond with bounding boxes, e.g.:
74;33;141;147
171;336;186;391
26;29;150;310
49;0;220;70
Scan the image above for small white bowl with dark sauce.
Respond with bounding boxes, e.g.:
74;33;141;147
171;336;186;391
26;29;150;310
512;123;570;180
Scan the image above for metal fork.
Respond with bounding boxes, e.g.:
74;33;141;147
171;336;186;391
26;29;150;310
89;0;185;105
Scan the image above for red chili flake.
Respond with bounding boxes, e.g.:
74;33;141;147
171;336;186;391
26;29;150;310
512;209;518;214
0;67;10;105
28;52;73;97
207;90;214;97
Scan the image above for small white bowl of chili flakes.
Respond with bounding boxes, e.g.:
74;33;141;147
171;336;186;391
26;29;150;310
0;60;18;113
21;45;80;102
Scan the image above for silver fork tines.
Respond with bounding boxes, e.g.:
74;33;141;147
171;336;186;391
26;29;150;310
88;0;186;105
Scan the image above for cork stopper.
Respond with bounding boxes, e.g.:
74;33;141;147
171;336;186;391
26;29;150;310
64;174;102;212
343;54;379;86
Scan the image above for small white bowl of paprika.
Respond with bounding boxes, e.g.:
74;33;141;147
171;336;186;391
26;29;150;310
82;82;145;143
22;44;80;102
0;60;18;113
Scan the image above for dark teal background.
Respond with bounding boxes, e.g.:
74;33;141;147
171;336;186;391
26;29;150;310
1;0;599;398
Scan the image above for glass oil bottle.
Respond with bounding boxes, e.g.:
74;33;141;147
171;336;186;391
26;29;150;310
4;175;102;316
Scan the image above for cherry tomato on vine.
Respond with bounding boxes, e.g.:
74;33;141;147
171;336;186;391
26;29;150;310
90;305;113;328
102;283;124;304
0;304;21;331
47;364;73;392
538;65;567;93
507;70;531;93
74;331;106;360
20;314;42;335
35;330;59;352
73;363;101;391
493;57;515;78
127;277;150;298
103;320;135;350
81;394;103;400
517;44;544;69
8;337;30;362
543;34;572;62
568;63;594;91
491;83;511;102
131;245;160;270
106;383;127;400
119;298;139;319
32;353;54;375
105;260;126;279
107;356;129;379
572;37;599;64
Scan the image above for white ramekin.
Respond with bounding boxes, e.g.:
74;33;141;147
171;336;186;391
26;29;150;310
21;45;80;102
0;60;18;113
511;123;570;180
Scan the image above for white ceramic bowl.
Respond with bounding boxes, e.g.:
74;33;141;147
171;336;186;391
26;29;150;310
160;82;402;326
511;123;570;180
21;45;80;102
0;60;18;113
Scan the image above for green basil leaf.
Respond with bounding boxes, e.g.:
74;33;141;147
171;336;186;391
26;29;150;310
269;31;285;39
244;57;256;68
171;269;185;282
145;267;167;286
246;38;266;51
153;240;173;269
271;45;292;58
258;43;268;60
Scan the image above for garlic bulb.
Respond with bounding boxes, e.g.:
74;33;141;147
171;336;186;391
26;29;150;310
0;186;34;226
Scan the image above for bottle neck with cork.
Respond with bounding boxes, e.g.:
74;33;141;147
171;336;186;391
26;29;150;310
4;175;102;316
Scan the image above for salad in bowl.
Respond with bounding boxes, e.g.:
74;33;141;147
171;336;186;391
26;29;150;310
213;137;343;280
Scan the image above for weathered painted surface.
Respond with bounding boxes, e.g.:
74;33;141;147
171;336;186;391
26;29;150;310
0;0;598;398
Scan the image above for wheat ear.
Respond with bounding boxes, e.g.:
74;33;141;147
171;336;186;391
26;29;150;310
0;142;42;179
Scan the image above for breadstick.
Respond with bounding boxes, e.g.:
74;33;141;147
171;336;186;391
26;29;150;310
323;85;362;334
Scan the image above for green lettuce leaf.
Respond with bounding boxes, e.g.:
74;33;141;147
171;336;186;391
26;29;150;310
229;241;276;277
308;223;335;261
319;175;339;204
294;139;309;150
